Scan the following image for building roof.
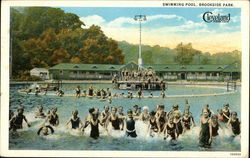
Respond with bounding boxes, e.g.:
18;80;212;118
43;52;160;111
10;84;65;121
49;63;123;71
30;68;48;72
144;64;229;72
49;62;241;72
222;62;241;72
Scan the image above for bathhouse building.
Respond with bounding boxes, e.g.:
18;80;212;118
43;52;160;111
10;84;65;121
30;68;49;80
48;62;240;81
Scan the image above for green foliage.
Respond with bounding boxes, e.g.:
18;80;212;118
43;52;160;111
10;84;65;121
119;41;241;65
174;43;201;65
11;7;124;78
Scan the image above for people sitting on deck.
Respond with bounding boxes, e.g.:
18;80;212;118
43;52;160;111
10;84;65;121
75;86;81;98
107;88;112;97
35;106;46;118
227;111;240;136
35;86;40;96
56;89;64;97
65;110;84;130
137;87;143;98
88;85;94;96
96;89;101;97
9;106;31;131
82;90;87;97
160;90;165;98
37;125;54;136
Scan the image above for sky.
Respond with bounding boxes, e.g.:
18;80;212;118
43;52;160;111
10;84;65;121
59;7;241;54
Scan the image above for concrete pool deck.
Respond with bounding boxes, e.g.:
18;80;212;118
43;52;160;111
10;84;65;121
10;80;241;86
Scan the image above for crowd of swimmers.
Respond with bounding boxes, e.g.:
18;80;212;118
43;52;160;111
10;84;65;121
26;85;168;100
114;69;159;82
9;101;240;148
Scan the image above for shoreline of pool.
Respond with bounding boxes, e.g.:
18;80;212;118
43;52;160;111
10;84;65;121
10;80;241;86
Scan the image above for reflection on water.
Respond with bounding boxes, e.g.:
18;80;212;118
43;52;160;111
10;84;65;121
9;84;241;151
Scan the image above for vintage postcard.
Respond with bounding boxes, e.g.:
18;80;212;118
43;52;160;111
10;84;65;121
1;0;249;157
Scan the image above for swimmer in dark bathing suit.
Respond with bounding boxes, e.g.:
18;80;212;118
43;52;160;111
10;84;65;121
222;103;231;123
125;109;137;138
84;109;100;139
148;111;158;137
106;106;120;130
199;108;212;148
117;106;125;130
9;106;31;131
182;110;195;133
227;111;240;136
65;110;84;130
45;108;59;126
211;114;220;137
163;116;177;141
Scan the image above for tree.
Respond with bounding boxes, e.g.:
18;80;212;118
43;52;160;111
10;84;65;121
174;43;201;65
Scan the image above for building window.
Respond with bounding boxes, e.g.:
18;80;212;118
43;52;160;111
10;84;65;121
89;71;95;74
73;71;77;74
60;70;63;75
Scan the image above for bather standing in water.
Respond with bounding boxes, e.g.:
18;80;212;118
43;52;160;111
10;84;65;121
222;103;231;123
199;108;212;148
84;109;100;139
163;116;177;141
156;105;167;134
106;106;121;130
65;110;84;130
9;106;31;131
125;109;137;138
140;106;150;123
211;114;220;137
35;105;46;118
148;111;158;137
182;110;195;133
45;108;59;126
100;105;110;126
117;106;125;130
227;111;240;136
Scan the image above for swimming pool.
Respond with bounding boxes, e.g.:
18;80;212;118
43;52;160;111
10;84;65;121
9;83;241;151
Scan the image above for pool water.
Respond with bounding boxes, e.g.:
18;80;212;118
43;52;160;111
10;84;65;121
9;83;241;151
